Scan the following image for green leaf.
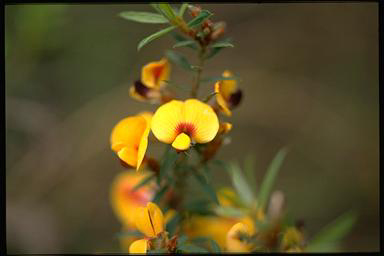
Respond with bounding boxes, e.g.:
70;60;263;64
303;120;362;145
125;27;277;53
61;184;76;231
211;41;234;48
158;146;179;183
187;10;213;28
307;211;357;252
133;174;155;191
178;243;209;253
118;11;169;24
192;169;219;204
204;47;223;59
157;3;177;21
228;162;255;206
153;185;169;204
137;25;176;51
165;50;193;71
173;40;196;49
179;3;189;17
257;147;288;210
214;206;246;218
200;75;240;83
182;199;214;215
244;153;257;191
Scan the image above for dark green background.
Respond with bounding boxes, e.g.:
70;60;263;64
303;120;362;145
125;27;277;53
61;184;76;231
5;3;379;253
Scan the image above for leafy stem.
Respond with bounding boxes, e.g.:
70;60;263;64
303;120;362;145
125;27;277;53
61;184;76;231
191;45;206;98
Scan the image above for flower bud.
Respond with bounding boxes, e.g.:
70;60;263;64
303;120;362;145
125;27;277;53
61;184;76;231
134;202;165;238
129;239;148;254
226;222;253;252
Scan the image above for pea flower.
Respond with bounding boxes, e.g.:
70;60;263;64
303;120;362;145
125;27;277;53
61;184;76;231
215;70;243;116
129;80;161;102
141;58;170;89
151;99;219;151
129;202;165;254
110;112;152;170
226;221;255;252
110;171;155;228
281;227;304;251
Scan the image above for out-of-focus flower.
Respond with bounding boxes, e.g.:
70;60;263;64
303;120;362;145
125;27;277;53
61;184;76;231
214;71;243;116
134;202;165;238
129;238;148;254
184;215;254;250
226;221;255;252
110;171;155;228
217;187;239;207
151;99;219;151
141;58;170;89
281;227;304;251
129;80;162;102
110;112;152;170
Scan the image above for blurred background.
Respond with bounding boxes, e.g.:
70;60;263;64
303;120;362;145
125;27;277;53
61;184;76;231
5;3;379;253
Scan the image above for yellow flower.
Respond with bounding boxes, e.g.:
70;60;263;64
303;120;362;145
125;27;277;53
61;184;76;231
110;171;155;228
226;221;255;252
184;215;254;250
141;58;170;89
134;202;165;238
281;227;304;250
129;239;149;254
151;99;219;151
110;112;152;170
129;80;161;102
215;70;243;116
218;122;232;134
217;187;238;207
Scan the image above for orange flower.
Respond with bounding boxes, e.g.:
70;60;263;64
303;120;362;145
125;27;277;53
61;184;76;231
110;171;155;228
151;99;219;151
110;112;152;170
141;58;170;89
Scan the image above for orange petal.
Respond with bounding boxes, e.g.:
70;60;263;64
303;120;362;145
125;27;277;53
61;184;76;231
141;58;170;89
129;239;148;254
215;82;232;116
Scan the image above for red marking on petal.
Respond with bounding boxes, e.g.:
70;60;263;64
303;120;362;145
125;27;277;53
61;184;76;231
175;122;196;137
152;65;164;85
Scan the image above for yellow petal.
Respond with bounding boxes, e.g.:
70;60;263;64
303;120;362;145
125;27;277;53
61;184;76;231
147;202;165;236
183;99;219;143
226;222;252;252
151;100;184;144
172;133;191;150
110;172;154;228
110;116;146;152
221;70;237;99
282;227;304;249
215;82;232;116
141;58;170;89
134;206;156;237
117;147;138;167
136;113;153;171
129;239;148;254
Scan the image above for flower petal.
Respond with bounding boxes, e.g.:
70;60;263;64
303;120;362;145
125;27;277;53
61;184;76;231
137;112;153;171
129;239;148;254
215;82;232;116
134;206;156;237
147;202;165;236
151;100;184;144
172;133;191;151
226;222;252;252
221;70;238;99
184;99;219;143
141;58;170;89
110;116;146;152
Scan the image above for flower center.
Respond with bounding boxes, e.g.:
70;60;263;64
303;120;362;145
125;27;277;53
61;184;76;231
175;122;196;137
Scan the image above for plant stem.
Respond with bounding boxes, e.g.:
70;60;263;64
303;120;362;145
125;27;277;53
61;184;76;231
191;46;206;98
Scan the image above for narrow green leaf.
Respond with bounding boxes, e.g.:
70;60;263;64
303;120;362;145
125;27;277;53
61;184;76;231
165;50;193;71
118;11;169;24
228;162;255;206
133;174;155;191
204;47;223;59
257;147;288;210
244;154;257;192
307;211;357;252
137;26;176;51
211;42;234;48
187;10;213;28
179;3;189;17
178;243;209;253
214;206;246;218
173;40;196;49
158;146;179;183
192;169;219;204
153;185;169;204
157;3;177;21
